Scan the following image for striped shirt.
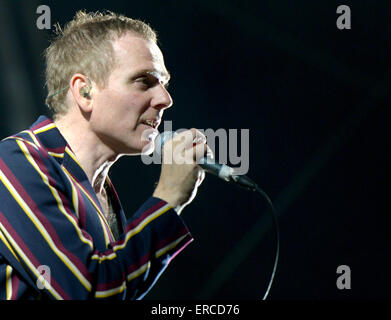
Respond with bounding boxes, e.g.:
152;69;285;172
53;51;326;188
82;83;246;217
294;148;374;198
0;115;193;300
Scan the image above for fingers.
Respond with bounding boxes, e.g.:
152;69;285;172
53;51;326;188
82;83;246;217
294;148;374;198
189;128;207;147
164;129;211;165
197;168;206;185
173;128;206;150
205;144;214;159
193;141;210;162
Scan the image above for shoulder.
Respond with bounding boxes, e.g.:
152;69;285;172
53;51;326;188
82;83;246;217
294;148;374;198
0;131;64;187
0;130;48;157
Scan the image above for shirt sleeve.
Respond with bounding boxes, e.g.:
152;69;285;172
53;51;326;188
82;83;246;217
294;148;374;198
0;138;193;300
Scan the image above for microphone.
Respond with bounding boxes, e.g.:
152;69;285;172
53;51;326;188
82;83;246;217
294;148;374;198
155;131;258;191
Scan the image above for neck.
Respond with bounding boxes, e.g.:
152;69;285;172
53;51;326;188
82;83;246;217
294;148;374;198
54;112;118;193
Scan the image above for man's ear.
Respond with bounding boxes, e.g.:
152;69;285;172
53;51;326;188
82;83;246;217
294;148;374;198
69;73;93;113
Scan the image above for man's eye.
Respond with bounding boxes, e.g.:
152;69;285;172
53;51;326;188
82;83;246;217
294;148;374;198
136;77;152;88
134;76;169;90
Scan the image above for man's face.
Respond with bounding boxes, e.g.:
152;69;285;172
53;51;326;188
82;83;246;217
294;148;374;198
90;32;172;155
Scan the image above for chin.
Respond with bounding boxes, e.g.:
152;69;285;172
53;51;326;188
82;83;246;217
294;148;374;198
120;128;157;156
120;141;154;156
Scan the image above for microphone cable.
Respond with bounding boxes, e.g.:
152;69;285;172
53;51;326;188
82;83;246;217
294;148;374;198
229;175;280;300
255;184;280;300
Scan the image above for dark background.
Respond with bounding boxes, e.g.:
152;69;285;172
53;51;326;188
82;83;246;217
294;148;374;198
0;0;389;300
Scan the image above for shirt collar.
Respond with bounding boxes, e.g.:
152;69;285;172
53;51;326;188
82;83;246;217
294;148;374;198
29;115;95;199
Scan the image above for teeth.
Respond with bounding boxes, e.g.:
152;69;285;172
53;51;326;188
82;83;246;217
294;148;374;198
144;120;156;127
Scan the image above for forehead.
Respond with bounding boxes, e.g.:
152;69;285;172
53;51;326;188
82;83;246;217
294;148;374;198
111;33;169;80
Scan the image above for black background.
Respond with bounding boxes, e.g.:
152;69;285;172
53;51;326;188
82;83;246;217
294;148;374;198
0;0;389;300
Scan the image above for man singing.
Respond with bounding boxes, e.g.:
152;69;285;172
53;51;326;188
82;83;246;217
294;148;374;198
0;10;209;299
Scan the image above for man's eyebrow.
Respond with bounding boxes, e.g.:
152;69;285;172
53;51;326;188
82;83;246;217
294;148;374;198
131;69;171;82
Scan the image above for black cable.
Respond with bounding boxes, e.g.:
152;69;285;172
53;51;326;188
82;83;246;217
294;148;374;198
254;184;280;300
230;175;280;300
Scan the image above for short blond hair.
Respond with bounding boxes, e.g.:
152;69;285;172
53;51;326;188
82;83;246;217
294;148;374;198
45;10;157;118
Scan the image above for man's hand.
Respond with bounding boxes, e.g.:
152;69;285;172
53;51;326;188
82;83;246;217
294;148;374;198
153;128;212;214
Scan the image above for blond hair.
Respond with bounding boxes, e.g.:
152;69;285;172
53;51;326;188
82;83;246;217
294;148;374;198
45;10;157;118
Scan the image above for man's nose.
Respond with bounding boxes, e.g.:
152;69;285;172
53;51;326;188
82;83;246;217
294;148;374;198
152;84;173;110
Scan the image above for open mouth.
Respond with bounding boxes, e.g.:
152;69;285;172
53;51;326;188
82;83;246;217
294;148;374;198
142;119;160;129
